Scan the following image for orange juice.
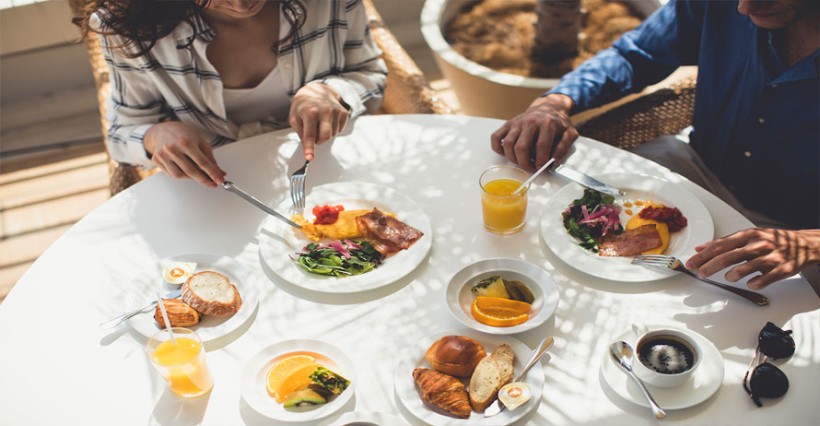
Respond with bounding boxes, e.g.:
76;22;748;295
147;330;214;397
481;177;528;234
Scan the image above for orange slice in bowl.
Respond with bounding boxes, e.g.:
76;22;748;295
471;296;531;327
266;355;318;402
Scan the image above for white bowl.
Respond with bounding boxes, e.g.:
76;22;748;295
446;258;559;334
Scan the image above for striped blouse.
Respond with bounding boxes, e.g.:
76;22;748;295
97;0;387;168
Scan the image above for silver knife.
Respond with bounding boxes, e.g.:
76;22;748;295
221;181;302;229
99;289;182;329
549;163;626;197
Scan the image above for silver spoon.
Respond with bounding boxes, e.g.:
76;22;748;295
609;341;667;419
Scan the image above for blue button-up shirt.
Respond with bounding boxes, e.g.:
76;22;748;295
549;0;819;229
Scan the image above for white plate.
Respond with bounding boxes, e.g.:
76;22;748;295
600;325;724;410
446;258;559;335
394;329;544;426
127;253;261;343
329;411;410;426
241;339;356;423
258;182;433;294
540;173;714;282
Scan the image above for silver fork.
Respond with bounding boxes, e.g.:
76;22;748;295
290;160;309;211
632;254;769;306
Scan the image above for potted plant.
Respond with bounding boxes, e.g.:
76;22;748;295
421;0;660;119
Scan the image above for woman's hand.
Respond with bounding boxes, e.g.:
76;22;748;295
143;121;226;188
290;82;350;161
490;93;578;172
685;228;820;289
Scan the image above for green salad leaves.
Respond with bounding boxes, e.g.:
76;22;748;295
562;188;623;252
294;240;383;277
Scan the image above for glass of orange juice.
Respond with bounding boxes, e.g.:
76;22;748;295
145;327;214;398
480;165;530;235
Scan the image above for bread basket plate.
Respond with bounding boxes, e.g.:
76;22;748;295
127;253;261;343
241;339;357;423
394;329;544;426
540;173;714;282
446;258;559;335
258;181;432;294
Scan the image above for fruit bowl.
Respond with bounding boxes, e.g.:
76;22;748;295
446;258;559;335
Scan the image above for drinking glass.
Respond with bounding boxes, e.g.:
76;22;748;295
145;327;214;397
480;165;530;235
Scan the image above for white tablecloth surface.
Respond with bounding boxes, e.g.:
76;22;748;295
1;115;817;425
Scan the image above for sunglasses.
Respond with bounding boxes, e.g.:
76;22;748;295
742;322;795;407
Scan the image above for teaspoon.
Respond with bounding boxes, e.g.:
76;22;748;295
609;341;667;419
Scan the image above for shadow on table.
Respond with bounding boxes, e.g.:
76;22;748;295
149;388;211;426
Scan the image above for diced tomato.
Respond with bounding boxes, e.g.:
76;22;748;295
639;206;688;232
312;204;345;225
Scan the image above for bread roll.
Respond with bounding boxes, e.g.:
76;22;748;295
154;299;200;328
425;335;486;378
181;271;242;317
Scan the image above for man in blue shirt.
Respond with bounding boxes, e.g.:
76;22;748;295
491;0;818;289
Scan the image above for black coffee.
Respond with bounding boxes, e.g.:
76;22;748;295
638;336;696;374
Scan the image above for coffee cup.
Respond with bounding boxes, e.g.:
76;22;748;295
632;327;701;388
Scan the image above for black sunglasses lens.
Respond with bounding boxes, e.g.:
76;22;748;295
750;363;790;399
758;322;795;359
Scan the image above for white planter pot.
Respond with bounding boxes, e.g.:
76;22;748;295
421;0;661;119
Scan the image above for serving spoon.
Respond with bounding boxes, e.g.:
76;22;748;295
609;341;667;419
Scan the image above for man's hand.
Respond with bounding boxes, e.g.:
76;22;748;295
686;228;820;289
144;121;226;188
290;82;350;161
490;93;578;172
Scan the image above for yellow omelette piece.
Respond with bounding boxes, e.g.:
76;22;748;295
626;202;669;254
292;209;374;242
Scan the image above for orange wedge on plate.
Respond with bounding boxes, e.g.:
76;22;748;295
266;355;318;402
471;296;531;327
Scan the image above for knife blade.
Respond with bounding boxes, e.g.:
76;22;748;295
549;164;626;197
220;181;302;229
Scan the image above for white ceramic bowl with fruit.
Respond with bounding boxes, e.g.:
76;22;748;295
446;258;559;335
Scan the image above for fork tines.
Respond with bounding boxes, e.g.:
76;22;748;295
631;254;677;267
289;161;309;211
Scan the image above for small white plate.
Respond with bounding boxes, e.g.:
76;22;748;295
540;173;714;282
258;182;433;294
329;411;410;426
241;339;356;423
446;258;559;335
600;325;724;410
127;253;261;343
394;329;544;426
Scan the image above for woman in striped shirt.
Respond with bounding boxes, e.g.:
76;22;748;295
78;0;387;187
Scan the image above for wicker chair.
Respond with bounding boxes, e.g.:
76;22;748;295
68;0;450;195
574;73;697;150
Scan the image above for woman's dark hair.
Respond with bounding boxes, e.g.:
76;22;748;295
73;0;306;58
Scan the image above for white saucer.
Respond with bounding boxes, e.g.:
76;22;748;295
600;325;724;410
329;411;410;426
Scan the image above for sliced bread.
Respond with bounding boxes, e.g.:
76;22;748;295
468;355;501;412
181;271;242;317
492;344;515;385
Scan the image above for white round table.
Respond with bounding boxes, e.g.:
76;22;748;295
1;115;817;425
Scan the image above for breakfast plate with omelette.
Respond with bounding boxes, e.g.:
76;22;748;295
257;182;433;294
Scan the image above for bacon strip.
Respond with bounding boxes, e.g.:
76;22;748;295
598;224;662;257
355;208;424;256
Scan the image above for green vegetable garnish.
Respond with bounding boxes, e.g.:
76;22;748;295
562;188;623;252
309;366;350;395
293;240;383;277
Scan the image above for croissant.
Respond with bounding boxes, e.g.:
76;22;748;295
412;368;471;419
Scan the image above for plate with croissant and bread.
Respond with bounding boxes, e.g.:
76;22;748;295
127;253;261;343
395;331;545;425
258;182;432;294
